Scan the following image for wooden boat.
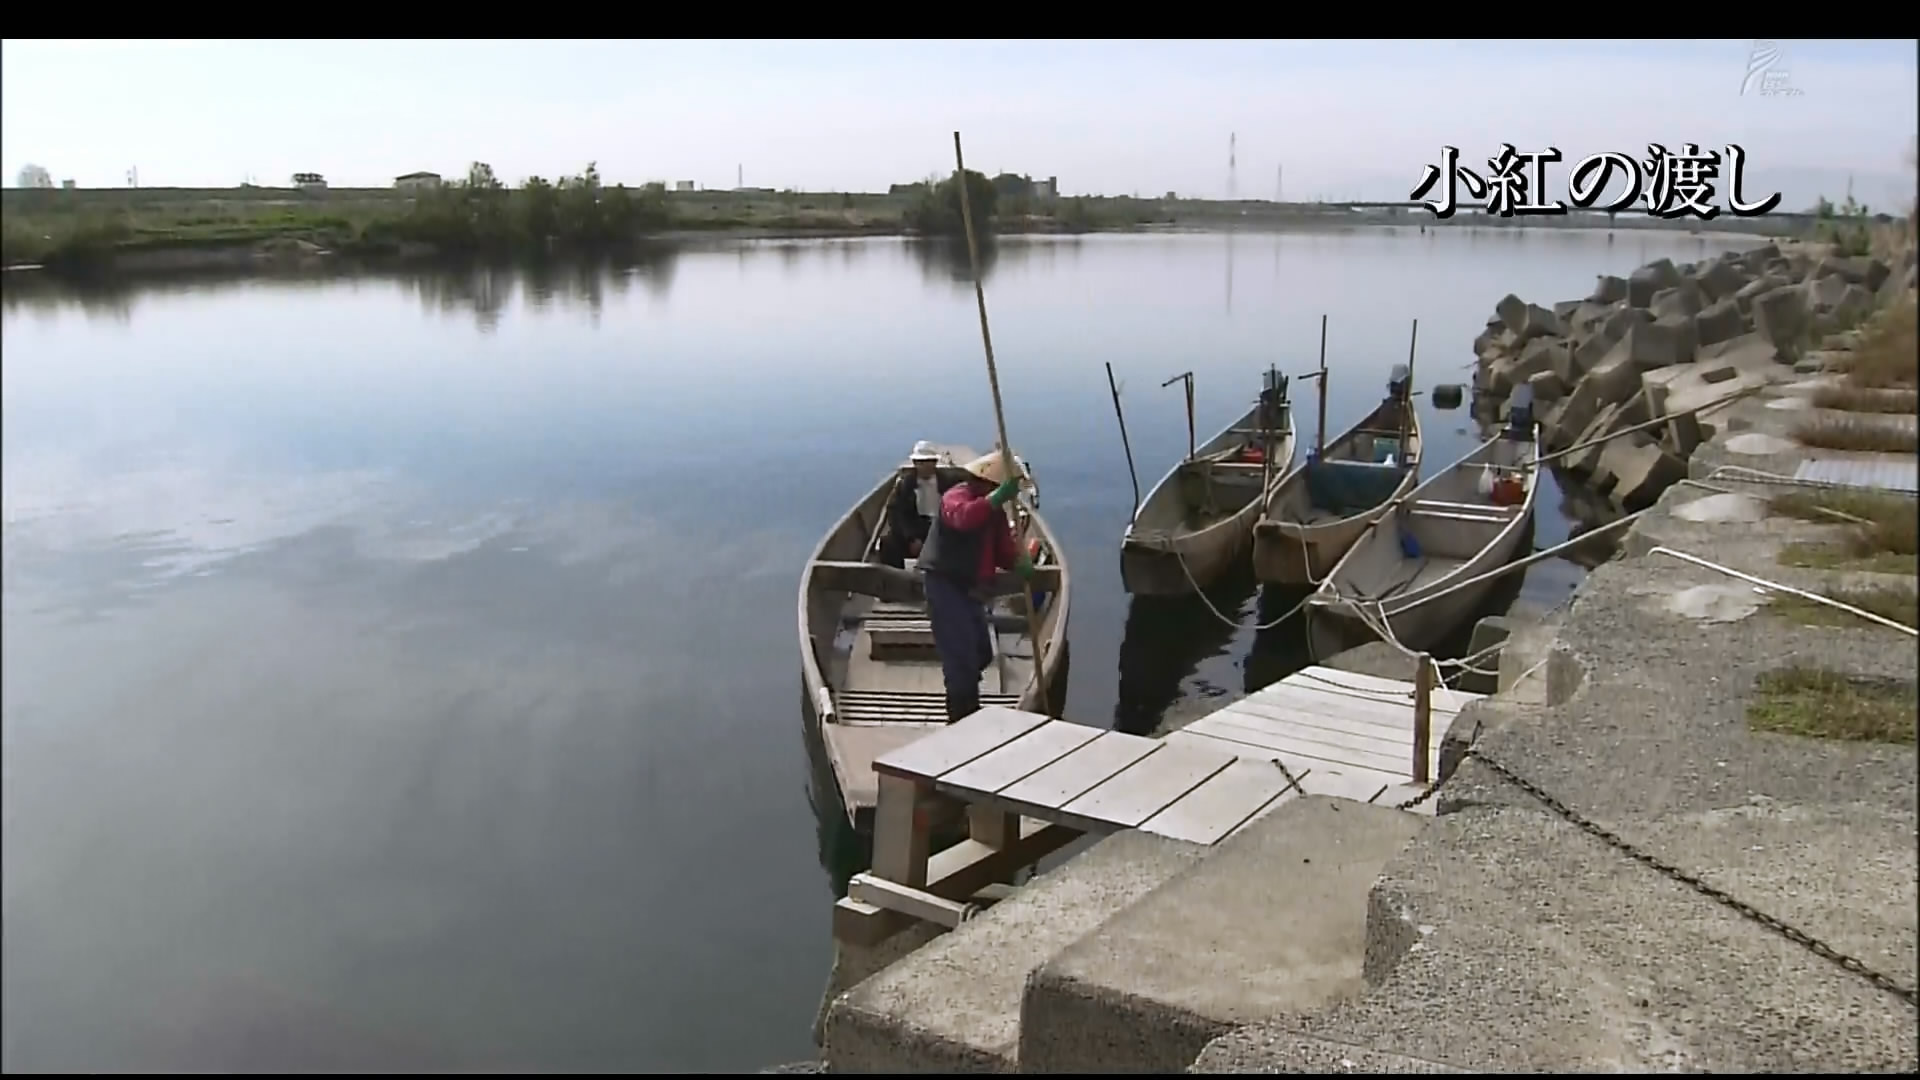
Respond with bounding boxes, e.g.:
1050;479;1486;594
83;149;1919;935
1303;397;1541;662
797;443;1072;833
1252;366;1423;586
1120;375;1296;596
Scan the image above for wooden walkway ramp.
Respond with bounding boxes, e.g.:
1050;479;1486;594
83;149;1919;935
834;666;1484;944
1166;664;1484;807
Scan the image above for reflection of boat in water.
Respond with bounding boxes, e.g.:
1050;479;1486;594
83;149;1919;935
801;708;868;901
1306;397;1541;663
1113;566;1258;735
797;443;1071;835
1240;583;1317;693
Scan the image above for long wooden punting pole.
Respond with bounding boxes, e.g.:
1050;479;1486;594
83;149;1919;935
951;131;1051;708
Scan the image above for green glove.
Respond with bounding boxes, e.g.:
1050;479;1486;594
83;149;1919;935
1014;554;1035;579
987;476;1020;507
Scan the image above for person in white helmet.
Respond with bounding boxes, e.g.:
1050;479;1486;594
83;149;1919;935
879;440;955;568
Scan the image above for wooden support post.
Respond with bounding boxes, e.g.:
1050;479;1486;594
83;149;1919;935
968;803;1020;850
871;774;934;887
1412;653;1434;784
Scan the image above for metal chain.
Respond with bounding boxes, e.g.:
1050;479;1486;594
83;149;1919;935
1392;775;1448;811
1268;756;1305;794
1463;747;1920;1008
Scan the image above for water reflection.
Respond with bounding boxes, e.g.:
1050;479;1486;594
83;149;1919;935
1113;567;1257;735
3;250;683;334
908;235;999;287
1242;584;1317;692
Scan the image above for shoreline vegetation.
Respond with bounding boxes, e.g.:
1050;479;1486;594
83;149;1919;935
4;161;1814;279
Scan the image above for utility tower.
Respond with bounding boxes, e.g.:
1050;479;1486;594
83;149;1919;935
1227;132;1237;202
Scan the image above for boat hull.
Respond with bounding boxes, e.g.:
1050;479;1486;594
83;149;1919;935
1120;401;1295;598
1120;503;1259;597
1252;497;1409;587
1252;397;1421;587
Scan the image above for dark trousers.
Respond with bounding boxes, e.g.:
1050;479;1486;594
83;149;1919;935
924;571;993;723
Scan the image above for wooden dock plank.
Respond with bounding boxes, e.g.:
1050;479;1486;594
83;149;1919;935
1236;683;1475;730
939;721;1103;794
1240;684;1455;731
874;706;1050;781
1297;769;1392;805
1283;665;1444;698
1062;742;1237;829
998;730;1162;810
1188;714;1409;775
1164;728;1396;802
1214;704;1454;761
1207;702;1439;756
1137;757;1300;845
1162;730;1313;779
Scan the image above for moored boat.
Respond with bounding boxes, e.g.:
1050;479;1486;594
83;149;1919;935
1303;390;1541;661
1252;365;1422;586
1120;373;1296;596
797;444;1071;832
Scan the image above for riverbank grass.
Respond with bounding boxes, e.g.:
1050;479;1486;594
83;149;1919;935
1764;580;1919;628
1747;665;1918;744
1830;294;1917;390
1769;490;1919;574
1791;414;1919;453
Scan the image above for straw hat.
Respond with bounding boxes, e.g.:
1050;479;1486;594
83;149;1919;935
961;451;1020;486
909;440;940;462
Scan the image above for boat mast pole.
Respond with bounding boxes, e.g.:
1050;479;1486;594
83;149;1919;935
1106;362;1142;527
1161;371;1196;461
1315;314;1328;456
1400;318;1418;460
952;131;1049;695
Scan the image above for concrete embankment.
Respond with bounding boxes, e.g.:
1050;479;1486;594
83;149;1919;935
806;241;1917;1075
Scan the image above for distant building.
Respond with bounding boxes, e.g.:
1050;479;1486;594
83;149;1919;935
674;180;697;192
1032;176;1058;201
394;171;441;192
62;179;77;190
889;182;930;197
292;172;327;191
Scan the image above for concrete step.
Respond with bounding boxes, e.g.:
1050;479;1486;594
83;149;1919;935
1017;796;1425;1073
820;830;1206;1072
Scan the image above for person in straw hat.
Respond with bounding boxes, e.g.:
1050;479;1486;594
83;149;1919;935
919;448;1035;724
879;440;956;569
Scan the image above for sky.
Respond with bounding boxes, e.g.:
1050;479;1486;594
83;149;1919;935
3;38;1916;209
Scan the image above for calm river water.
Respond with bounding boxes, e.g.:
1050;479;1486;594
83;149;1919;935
1;228;1744;1071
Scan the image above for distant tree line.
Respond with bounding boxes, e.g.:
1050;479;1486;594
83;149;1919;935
366;161;669;256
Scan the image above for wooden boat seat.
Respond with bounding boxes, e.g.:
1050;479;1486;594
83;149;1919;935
834;689;1023;724
1409;498;1512;524
870;625;939;658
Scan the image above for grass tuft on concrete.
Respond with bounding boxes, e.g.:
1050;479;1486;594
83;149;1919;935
1809;384;1920;413
1765;580;1919;629
1832;295;1917;390
1769;490;1920;574
1747;665;1917;744
1790;414;1919;453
